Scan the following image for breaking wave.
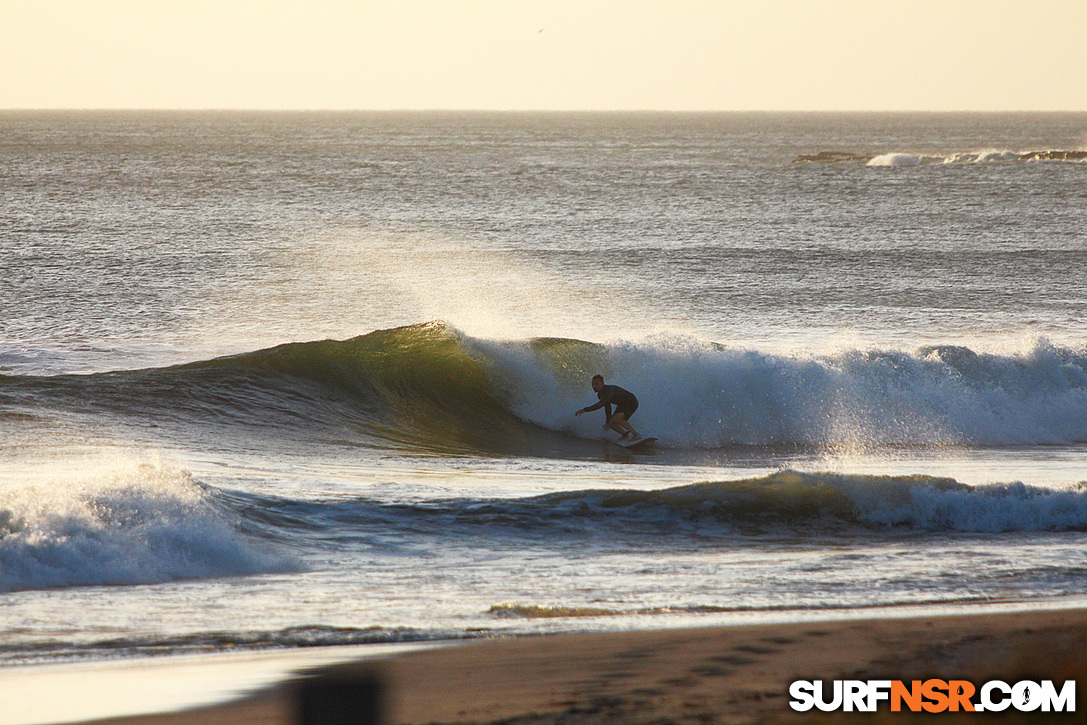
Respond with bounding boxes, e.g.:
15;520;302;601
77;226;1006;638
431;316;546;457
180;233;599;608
866;149;1087;166
0;458;298;593
796;149;1087;166
7;465;1087;595
2;323;1086;453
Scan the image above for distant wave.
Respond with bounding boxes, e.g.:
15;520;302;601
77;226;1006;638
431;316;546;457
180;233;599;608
794;149;1087;166
869;149;1087;166
2;323;1087;452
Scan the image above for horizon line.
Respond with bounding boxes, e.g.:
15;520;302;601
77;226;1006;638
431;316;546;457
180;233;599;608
4;107;1087;114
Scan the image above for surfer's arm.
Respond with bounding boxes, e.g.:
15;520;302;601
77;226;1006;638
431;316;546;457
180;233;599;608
577;400;605;415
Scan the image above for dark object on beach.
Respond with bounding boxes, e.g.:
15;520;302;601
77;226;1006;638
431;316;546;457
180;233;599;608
298;671;383;725
794;150;873;163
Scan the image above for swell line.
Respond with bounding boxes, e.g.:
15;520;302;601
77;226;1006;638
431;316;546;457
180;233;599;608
3;323;1087;453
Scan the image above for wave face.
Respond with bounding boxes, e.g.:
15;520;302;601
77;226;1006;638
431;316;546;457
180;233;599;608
177;471;1087;545
474;471;1087;535
0;459;297;593
1;323;540;454
3;323;1087;452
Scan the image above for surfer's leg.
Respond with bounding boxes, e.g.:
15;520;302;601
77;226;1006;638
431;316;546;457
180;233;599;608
606;415;629;437
611;412;640;439
615;402;640;439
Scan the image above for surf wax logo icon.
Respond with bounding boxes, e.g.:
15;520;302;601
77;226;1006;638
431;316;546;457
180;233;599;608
789;679;1075;713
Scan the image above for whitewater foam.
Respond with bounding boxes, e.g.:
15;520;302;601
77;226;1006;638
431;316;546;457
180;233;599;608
483;333;1087;449
868;153;925;167
0;455;297;593
866;148;1087;166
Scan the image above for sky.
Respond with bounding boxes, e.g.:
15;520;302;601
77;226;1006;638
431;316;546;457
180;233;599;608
3;0;1086;111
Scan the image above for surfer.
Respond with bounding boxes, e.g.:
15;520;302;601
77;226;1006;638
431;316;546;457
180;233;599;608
575;375;641;441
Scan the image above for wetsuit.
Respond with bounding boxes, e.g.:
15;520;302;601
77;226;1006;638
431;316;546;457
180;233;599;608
582;384;639;420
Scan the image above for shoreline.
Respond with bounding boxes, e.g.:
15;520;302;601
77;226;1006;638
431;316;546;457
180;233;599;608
56;606;1087;725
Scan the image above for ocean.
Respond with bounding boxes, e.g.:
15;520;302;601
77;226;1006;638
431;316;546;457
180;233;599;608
2;111;1087;672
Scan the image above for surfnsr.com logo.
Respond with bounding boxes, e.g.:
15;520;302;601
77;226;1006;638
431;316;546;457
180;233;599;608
789;679;1075;713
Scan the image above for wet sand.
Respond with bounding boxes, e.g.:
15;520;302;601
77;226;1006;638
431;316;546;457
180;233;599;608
71;607;1087;724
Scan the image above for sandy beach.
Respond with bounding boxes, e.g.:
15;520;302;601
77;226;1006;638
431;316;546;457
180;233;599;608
63;607;1087;725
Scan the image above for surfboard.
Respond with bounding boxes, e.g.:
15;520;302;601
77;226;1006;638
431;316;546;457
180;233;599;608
614;436;657;449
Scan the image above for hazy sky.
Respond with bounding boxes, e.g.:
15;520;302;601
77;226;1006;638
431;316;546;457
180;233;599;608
3;0;1086;111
